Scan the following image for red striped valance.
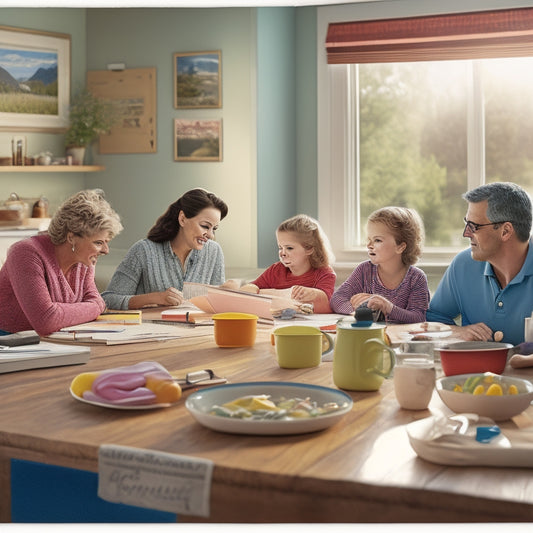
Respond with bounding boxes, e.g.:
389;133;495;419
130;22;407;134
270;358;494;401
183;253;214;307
326;7;533;64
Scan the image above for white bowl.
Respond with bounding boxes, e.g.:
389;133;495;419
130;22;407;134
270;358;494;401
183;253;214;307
185;381;353;435
436;373;533;421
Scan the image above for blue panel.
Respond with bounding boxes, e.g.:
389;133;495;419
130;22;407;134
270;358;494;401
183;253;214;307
11;459;176;523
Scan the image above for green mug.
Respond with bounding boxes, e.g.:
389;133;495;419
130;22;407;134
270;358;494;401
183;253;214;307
333;322;395;391
271;325;334;369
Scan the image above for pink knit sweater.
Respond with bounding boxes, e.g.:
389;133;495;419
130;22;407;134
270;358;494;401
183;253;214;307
0;234;105;336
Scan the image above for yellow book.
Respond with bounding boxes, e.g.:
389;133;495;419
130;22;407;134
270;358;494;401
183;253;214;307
96;310;142;325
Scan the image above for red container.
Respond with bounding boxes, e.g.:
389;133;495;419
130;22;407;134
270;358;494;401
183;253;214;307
437;342;512;376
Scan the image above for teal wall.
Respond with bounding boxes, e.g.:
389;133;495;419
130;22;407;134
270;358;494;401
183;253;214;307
0;6;317;273
0;9;88;213
295;7;318;218
256;7;318;267
85;8;259;272
257;7;297;266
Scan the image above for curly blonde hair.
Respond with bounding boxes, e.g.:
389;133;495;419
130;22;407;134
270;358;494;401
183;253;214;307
367;207;424;266
48;189;123;245
277;214;335;269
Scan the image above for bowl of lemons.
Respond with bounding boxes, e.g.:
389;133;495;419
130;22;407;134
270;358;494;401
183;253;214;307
436;372;533;421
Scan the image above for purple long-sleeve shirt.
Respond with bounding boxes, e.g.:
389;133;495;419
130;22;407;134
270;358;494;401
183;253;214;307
330;261;430;324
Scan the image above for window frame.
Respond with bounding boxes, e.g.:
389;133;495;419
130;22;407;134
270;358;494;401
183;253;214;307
317;5;533;270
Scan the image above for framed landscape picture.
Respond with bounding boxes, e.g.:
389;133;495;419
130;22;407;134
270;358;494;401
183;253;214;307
174;50;221;109
0;26;70;132
174;118;222;162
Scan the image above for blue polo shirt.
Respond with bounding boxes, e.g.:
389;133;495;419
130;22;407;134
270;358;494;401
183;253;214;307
427;240;533;345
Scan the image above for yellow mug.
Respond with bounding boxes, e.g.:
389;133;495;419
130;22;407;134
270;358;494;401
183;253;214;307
333;322;395;391
271;325;334;368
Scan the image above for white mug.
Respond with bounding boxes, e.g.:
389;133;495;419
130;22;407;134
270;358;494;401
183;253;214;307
393;355;435;410
525;317;533;342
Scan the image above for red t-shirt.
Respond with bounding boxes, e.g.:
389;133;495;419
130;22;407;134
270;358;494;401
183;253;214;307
252;262;336;299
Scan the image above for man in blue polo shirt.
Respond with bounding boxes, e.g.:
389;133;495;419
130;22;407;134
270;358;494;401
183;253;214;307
427;182;533;345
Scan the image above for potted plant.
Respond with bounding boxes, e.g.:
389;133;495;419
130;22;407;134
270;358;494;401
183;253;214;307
65;89;117;165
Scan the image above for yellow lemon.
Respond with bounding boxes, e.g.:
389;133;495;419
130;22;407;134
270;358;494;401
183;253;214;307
70;372;100;397
508;384;519;395
473;385;486;395
453;384;463;393
145;376;182;403
486;383;503;396
288;409;311;418
223;396;279;412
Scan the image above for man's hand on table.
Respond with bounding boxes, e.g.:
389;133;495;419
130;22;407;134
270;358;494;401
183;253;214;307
449;323;495;341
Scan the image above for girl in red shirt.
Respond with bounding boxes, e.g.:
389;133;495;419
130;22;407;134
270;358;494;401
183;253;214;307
240;214;336;313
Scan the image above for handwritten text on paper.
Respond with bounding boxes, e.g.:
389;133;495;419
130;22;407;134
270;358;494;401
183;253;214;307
98;444;214;517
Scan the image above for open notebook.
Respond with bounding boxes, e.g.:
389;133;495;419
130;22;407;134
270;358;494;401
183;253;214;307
186;283;294;323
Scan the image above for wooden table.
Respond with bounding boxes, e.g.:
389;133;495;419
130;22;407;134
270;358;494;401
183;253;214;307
1;325;533;523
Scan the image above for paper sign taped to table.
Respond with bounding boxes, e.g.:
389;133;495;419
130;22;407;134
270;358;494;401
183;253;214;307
98;444;214;517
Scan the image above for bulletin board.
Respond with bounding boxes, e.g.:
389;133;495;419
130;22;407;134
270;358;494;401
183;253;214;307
87;67;157;154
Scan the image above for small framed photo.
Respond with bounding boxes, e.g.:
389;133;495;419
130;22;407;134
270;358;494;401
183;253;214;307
174;118;222;162
0;25;71;132
174;50;221;109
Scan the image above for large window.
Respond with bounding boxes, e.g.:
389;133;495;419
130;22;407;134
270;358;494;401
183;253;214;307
319;7;533;265
350;57;533;248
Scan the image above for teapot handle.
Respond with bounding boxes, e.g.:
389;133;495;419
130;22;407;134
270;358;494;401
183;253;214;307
321;331;334;355
364;338;396;378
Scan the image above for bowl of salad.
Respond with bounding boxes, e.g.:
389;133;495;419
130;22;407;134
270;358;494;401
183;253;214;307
185;381;353;435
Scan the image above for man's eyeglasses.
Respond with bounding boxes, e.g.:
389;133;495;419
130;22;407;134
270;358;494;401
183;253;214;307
463;217;509;233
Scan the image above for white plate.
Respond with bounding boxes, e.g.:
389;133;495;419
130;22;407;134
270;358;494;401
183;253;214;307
406;414;533;467
185;381;353;435
70;387;176;410
409;330;453;339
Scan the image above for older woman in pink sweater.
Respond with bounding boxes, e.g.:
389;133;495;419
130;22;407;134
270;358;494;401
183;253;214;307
0;189;122;337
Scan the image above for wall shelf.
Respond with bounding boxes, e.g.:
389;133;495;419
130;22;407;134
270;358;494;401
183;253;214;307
0;165;104;173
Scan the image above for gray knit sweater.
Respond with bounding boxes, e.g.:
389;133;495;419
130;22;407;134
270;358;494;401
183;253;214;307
101;238;225;310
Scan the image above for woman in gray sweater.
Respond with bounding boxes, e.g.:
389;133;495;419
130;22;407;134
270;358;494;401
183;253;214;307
102;188;228;310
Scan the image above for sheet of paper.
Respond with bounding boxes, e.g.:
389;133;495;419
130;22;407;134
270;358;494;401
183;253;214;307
98;444;213;517
48;323;213;344
183;282;210;300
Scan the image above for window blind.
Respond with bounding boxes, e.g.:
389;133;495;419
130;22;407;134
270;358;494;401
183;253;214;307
326;7;533;64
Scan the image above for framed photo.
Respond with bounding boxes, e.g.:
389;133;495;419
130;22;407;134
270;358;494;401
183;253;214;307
0;26;70;132
174;50;221;109
174;118;222;162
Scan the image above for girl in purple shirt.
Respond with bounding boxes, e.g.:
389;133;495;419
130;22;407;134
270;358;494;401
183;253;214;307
330;207;430;324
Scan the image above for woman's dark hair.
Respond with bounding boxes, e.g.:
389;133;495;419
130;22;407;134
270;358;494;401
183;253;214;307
147;188;228;242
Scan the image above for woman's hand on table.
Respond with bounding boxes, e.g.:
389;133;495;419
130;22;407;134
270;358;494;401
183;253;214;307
160;287;184;306
220;279;241;290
